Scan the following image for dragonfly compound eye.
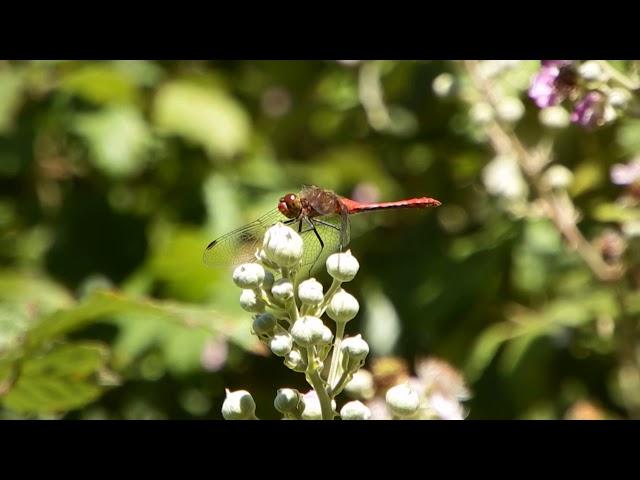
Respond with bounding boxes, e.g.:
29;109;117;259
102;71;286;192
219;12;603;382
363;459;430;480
278;194;301;218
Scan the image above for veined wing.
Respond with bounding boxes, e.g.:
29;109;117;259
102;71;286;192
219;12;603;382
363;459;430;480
203;209;288;269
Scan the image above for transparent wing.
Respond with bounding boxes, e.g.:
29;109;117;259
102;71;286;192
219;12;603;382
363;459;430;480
203;209;351;274
299;213;351;274
203;209;288;268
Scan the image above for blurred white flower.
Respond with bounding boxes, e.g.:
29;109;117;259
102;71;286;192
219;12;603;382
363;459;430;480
482;154;529;199
611;157;640;185
539;106;570;128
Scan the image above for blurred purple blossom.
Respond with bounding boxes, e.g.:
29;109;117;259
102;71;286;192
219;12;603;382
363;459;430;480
201;338;229;372
571;91;605;128
529;60;575;108
611;158;640;185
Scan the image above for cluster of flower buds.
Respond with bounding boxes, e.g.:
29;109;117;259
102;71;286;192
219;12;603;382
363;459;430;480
341;356;470;420
529;60;635;129
223;222;372;420
221;222;470;420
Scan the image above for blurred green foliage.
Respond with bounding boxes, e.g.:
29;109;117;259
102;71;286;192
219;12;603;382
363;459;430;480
1;60;639;419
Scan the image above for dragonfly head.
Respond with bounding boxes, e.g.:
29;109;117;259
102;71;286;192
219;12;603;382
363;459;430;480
278;193;302;219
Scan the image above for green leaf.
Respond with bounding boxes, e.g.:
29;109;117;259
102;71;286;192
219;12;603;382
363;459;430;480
592;203;640;223
60;64;139;105
0;67;25;134
153;81;250;158
22;289;259;355
3;376;103;414
73;106;154;178
21;342;108;378
1;342;108;414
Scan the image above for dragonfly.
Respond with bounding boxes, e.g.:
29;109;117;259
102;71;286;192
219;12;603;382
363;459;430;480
203;185;441;273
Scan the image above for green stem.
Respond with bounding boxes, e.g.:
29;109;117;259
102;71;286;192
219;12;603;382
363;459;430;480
305;347;334;419
329;369;352;397
319;278;342;315
597;60;640;91
327;322;346;391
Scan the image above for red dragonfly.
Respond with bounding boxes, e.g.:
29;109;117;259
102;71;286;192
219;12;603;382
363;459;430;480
204;185;441;272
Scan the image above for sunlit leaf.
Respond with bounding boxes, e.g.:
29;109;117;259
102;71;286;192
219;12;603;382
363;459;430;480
60;64;139;105
153;81;250;159
73;106;154;178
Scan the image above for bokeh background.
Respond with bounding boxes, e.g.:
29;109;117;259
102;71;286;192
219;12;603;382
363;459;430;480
1;60;639;419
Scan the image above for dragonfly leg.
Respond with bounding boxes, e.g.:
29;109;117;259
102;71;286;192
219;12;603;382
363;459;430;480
301;217;325;276
312;218;345;251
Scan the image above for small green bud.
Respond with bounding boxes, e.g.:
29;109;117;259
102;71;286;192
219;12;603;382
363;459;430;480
340;400;372;420
341;334;370;373
240;289;266;313
232;263;265;289
284;349;306;372
432;73;456;98
496;97;524;123
221;389;256;420
385;383;420;418
262;223;304;268
301;391;322;420
271;278;294;302
344;369;375;400
326;250;360;282
298;278;324;305
274;388;302;415
327;288;359;323
290;316;326;347
252;313;276;337
539;106;570;129
543;164;574;190
270;333;293;357
470;102;494;124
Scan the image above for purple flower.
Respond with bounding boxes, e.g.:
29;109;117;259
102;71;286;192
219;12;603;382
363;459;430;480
529;60;576;108
570;91;605;128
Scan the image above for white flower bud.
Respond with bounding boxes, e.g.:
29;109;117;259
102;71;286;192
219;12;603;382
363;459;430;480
604;104;617;123
496;97;524;123
341;334;370;363
301;391;322;420
221;389;256;420
269;333;293;357
623;220;640;238
539;106;570;129
284;349;306;372
326;250;360;282
578;61;604;81
274;388;301;415
300;390;336;420
432;73;456;98
320;325;333;345
469;102;494;124
298;278;324;305
255;248;280;270
232;263;265;289
543;165;574;190
385;383;420;418
609;88;632;108
271;278;294;301
240;289;266;313
262;223;304;268
327;289;359;323
344;369;375;400
340;400;372;420
290;316;326;347
252;313;276;337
